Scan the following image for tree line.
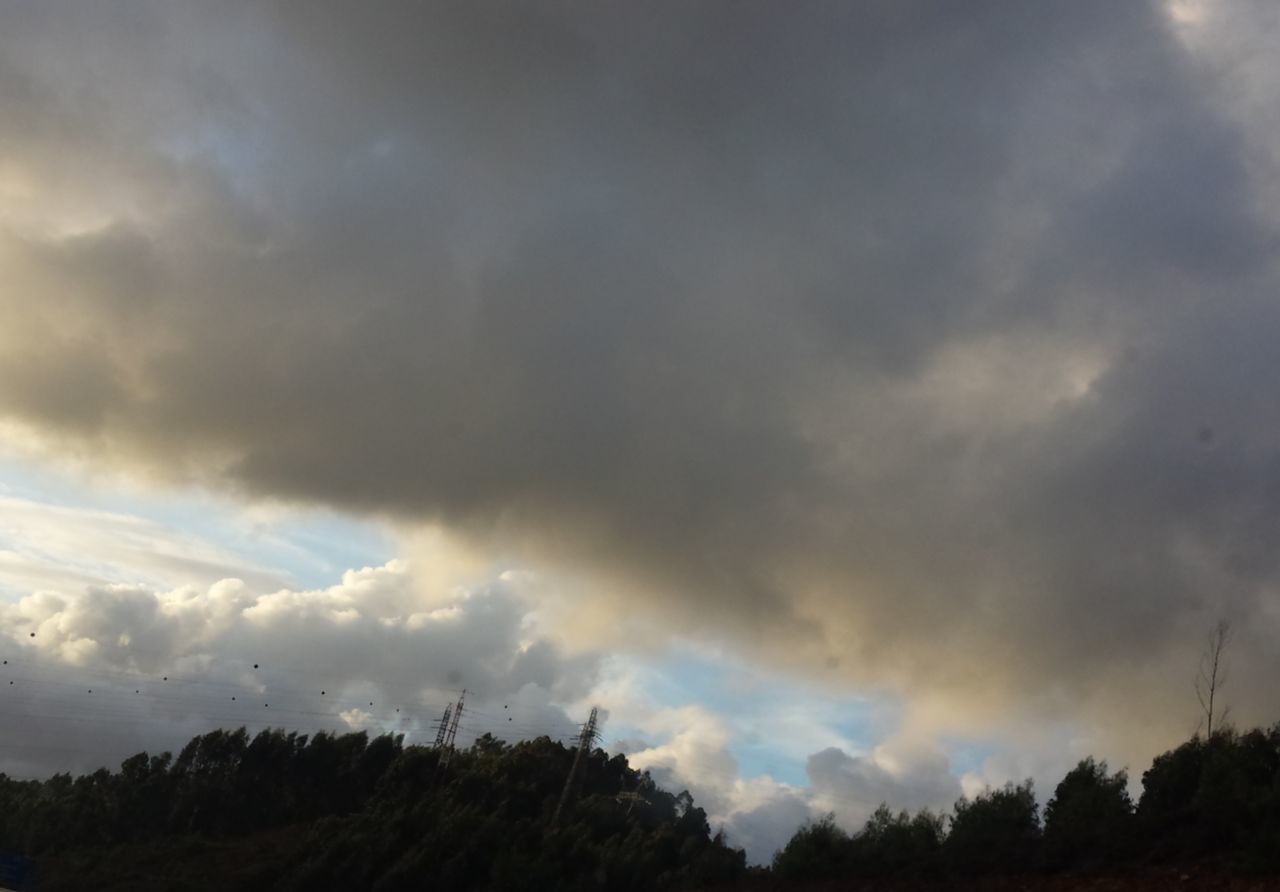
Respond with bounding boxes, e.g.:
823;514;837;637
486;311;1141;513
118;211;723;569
772;723;1280;882
3;720;1278;888
0;729;745;890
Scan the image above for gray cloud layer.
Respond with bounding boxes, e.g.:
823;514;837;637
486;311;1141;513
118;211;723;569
3;1;1280;753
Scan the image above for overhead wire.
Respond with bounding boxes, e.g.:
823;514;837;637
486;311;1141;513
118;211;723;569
0;643;601;775
2;646;881;826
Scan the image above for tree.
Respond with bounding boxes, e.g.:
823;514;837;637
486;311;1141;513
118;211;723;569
772;814;849;880
1139;724;1280;860
1042;758;1134;868
1195;619;1232;739
848;804;943;875
945;780;1040;873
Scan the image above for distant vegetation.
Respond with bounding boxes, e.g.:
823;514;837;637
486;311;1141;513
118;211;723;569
0;729;744;890
3;722;1279;889
773;724;1280;884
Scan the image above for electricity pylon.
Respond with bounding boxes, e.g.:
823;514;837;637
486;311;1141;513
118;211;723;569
438;689;465;770
432;703;453;748
430;690;466;787
551;706;599;826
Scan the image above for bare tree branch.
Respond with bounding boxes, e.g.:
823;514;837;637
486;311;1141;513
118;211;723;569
1194;620;1231;739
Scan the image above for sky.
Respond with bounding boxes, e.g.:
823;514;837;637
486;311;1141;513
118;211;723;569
3;0;1280;863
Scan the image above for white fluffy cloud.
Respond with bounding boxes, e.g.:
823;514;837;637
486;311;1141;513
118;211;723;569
596;667;975;863
0;536;977;865
0;559;594;778
806;739;961;827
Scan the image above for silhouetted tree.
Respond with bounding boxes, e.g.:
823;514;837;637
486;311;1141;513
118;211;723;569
772;814;848;881
1196;619;1232;738
944;780;1040;873
1139;724;1280;864
0;727;746;890
848;804;943;875
1042;757;1134;868
13;718;1280;888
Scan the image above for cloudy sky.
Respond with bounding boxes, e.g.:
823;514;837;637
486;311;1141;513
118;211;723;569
3;0;1280;862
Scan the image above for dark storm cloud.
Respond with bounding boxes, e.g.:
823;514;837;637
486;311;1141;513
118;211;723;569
2;1;1279;748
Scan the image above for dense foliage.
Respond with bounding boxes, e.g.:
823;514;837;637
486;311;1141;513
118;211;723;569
773;723;1280;883
1139;725;1280;867
945;780;1040;873
1042;757;1133;868
0;729;745;891
769;814;849;882
5;722;1280;888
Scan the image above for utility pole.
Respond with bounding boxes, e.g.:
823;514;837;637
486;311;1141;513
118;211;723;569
552;706;599;826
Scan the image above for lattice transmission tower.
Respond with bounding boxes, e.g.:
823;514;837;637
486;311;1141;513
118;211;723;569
432;703;453;748
551;706;599;826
